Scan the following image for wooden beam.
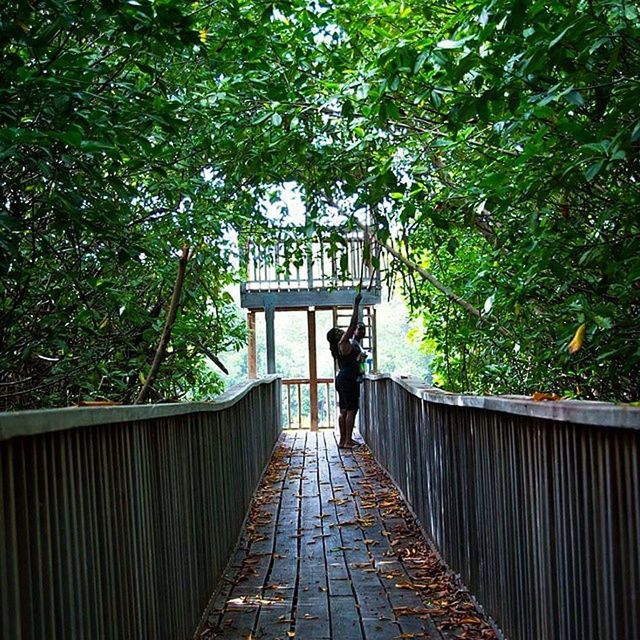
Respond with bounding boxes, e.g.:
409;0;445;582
247;311;257;379
332;306;338;375
307;308;318;431
240;288;381;310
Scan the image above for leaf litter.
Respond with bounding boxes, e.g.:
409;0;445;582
200;439;500;640
350;446;500;640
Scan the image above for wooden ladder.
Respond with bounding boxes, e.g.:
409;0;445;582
331;305;377;372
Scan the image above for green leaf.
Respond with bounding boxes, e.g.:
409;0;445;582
584;160;605;181
549;24;573;48
565;91;584;107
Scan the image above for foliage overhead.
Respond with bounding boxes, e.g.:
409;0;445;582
1;0;638;406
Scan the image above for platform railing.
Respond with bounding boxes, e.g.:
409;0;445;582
282;377;335;429
0;376;282;640
361;373;640;640
243;228;381;293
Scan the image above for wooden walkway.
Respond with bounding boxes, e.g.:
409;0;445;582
200;431;497;640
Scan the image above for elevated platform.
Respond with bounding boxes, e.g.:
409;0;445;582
240;228;382;400
240;227;381;311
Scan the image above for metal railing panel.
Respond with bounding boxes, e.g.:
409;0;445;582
361;374;640;640
0;376;282;639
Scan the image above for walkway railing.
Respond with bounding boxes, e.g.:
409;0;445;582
0;376;282;640
360;374;640;640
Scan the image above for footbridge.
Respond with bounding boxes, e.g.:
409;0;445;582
1;375;639;639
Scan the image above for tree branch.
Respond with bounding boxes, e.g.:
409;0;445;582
362;223;513;339
136;244;190;404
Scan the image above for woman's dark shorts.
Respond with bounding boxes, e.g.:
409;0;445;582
336;375;360;411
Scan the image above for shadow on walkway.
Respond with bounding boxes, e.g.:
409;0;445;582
199;431;499;640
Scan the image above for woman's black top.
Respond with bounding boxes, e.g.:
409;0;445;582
336;347;360;381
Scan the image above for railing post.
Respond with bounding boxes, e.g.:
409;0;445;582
306;244;314;289
307;308;318;431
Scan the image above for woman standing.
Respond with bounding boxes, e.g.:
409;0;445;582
326;293;364;449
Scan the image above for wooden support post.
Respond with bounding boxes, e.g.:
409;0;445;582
307;308;318;431
371;306;378;373
265;304;276;374
247;311;257;379
332;306;338;374
306;246;314;289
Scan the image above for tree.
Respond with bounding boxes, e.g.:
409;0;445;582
2;0;637;406
0;0;252;407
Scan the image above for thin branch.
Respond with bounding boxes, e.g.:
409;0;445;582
136;244;191;403
198;344;229;375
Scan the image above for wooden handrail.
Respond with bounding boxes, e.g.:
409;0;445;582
282;377;333;385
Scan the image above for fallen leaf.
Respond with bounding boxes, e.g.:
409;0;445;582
532;391;561;402
395;581;418;590
393;606;432;616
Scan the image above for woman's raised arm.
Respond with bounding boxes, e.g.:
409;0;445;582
338;293;362;355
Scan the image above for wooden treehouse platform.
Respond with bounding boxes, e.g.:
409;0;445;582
241;228;381;430
199;431;498;640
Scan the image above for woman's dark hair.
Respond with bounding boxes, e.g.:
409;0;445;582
326;327;343;359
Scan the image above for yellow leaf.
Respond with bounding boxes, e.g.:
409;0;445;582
286;632;295;638
99;316;109;329
568;322;586;354
199;28;207;44
139;372;146;384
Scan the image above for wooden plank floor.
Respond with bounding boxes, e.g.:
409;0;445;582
200;431;498;640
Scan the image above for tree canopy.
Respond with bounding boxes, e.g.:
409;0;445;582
1;0;638;407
